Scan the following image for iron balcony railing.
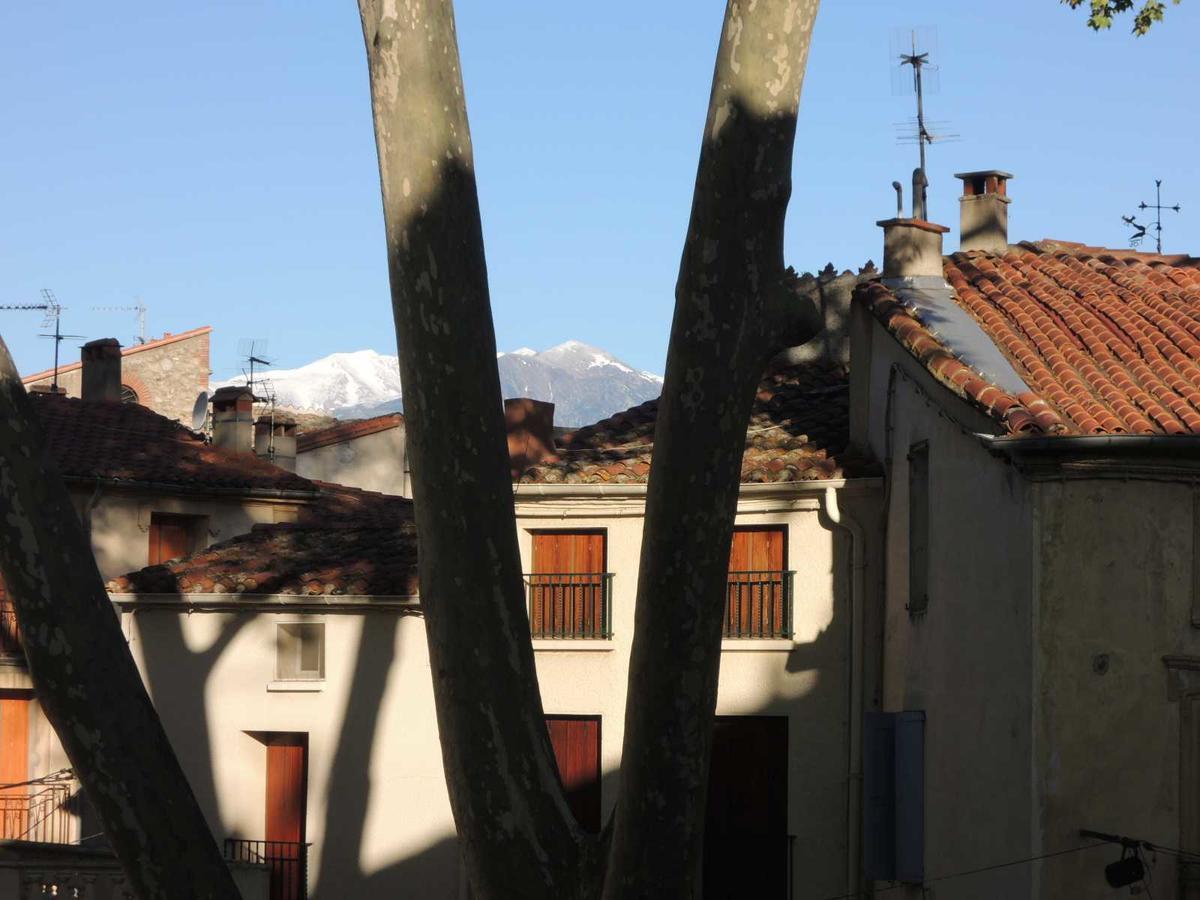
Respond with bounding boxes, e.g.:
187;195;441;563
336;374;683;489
0;594;21;658
224;838;309;900
0;782;74;843
724;570;795;639
524;573;614;639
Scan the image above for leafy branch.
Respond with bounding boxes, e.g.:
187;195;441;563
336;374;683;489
1062;0;1182;34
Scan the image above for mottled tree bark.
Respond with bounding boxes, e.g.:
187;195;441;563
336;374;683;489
357;1;820;897
0;339;241;900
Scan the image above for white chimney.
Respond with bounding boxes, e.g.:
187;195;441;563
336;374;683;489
210;386;255;454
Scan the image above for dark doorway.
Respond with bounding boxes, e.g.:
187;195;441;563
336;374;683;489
545;716;602;832
704;716;789;898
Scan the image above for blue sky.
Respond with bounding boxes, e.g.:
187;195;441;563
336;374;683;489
1;1;1197;381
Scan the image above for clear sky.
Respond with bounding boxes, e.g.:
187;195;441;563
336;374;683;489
1;2;1197;382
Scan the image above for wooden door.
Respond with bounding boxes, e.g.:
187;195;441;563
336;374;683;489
530;532;606;637
727;527;787;637
0;695;30;839
704;716;789;898
546;716;601;832
265;735;307;900
148;513;198;565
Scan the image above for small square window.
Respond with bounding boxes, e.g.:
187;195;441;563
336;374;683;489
276;623;325;681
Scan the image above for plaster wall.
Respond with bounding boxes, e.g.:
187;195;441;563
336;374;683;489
1033;479;1199;898
296;427;410;497
869;328;1036;898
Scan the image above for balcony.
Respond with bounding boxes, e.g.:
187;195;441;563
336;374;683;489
225;838;309;900
724;571;794;639
525;573;613;639
0;595;21;659
0;782;73;844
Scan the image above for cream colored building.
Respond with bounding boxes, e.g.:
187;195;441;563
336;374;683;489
296;414;410;497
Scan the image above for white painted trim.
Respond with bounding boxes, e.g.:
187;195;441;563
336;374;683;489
512;477;882;502
532;640;615;653
109;593;420;611
266;680;325;693
720;639;797;652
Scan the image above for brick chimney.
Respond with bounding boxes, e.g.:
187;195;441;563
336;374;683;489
876;217;949;279
955;170;1012;253
505;398;555;478
254;416;298;471
80;338;122;403
210;386;255;455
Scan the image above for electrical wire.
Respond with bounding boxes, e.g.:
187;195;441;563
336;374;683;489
820;842;1107;900
0;767;73;791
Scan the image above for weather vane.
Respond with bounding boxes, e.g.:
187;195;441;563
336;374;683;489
1124;179;1180;253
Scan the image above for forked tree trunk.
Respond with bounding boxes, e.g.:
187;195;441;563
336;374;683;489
0;341;241;900
357;1;820;897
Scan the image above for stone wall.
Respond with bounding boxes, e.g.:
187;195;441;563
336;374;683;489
24;326;211;425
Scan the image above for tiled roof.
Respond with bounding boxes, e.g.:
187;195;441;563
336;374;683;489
107;490;418;597
30;393;318;494
859;241;1200;435
518;361;874;484
22;326;212;384
297;413;404;453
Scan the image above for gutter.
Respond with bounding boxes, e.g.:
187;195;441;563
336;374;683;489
980;434;1200;456
62;475;321;502
110;593;420;613
512;476;883;501
821;486;866;899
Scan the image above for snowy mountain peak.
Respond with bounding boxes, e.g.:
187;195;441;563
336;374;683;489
213;341;663;427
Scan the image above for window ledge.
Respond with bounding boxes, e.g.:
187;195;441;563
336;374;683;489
267;680;325;692
532;639;614;653
721;639;796;652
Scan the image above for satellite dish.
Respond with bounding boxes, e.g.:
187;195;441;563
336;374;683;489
191;391;210;432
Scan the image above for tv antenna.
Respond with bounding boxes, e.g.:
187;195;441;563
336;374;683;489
92;299;147;345
891;28;957;219
1124;179;1180;254
0;290;82;390
237;338;273;401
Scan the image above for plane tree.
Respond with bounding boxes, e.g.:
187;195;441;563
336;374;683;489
356;0;822;896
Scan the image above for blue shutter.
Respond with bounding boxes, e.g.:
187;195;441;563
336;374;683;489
863;710;925;884
894;711;925;883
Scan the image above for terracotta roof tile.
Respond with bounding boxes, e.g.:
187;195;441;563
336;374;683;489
858;241;1200;436
107;490;417;597
518;361;876;484
296;413;405;453
30;393;317;494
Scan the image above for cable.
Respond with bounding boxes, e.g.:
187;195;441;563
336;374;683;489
820;842;1106;900
0;767;73;791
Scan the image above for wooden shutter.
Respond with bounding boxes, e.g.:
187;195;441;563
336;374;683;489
0;695;30;839
149;513;198;565
727;527;786;637
704;716;788;898
265;734;307;900
545;716;601;832
531;532;605;637
0;576;16;656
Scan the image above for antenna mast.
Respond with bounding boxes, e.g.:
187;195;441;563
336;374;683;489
92;299;148;345
0;290;82;390
900;32;932;180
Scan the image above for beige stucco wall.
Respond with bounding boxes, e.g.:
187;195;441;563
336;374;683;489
297;427;410;497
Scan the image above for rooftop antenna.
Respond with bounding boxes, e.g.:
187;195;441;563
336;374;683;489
892;27;957;219
1124;179;1180;254
37;290;85;390
237;338;274;402
92;298;147;345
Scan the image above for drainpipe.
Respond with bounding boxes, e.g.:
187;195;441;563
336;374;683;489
823;486;866;898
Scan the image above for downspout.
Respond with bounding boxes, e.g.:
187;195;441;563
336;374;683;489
823;485;866;898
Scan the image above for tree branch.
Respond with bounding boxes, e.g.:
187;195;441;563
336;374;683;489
0;337;240;900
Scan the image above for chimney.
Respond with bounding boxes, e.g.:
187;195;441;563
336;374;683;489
505;398;555;478
955;170;1012;253
80;338;122;403
28;384;67;397
210;386;255;455
876;217;949;279
254;416;298;472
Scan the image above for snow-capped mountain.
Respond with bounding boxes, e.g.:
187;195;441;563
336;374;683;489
212;341;663;427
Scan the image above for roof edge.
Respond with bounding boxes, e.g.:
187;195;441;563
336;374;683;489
22;326;212;384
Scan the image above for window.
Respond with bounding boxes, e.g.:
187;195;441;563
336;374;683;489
726;527;793;638
276;623;325;681
864;711;925;883
119;384;138;404
148;513;204;566
526;531;611;639
907;441;930;616
545;716;601;832
0;577;18;658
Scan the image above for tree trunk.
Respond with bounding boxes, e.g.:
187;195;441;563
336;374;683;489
357;1;820;897
356;2;594;897
605;3;820;896
0;340;241;900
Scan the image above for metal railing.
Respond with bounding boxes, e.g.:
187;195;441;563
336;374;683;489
224;838;308;900
0;783;74;844
0;595;21;658
524;573;613;639
724;571;795;639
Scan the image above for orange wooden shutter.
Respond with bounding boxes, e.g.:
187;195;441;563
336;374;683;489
149;514;196;565
266;736;307;844
0;696;30;839
727;528;786;636
532;532;605;636
546;717;601;832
